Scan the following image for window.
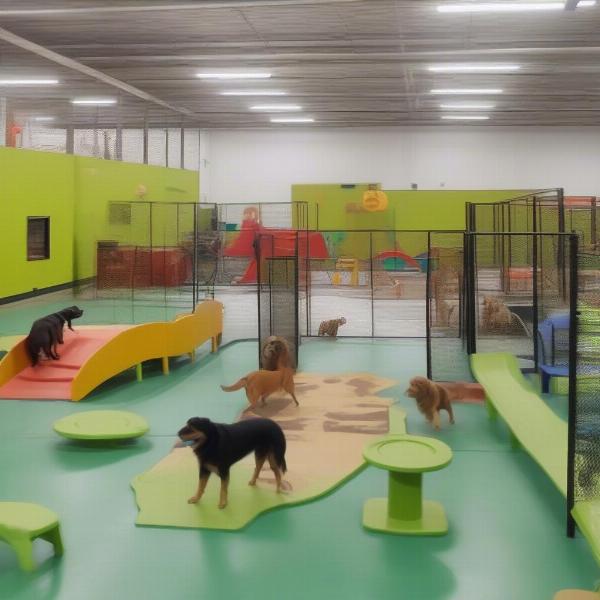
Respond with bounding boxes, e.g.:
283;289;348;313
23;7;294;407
27;217;50;260
109;203;132;225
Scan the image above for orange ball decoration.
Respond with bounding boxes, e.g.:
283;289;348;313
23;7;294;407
362;189;388;212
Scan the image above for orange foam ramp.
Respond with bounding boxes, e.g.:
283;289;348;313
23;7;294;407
0;327;129;400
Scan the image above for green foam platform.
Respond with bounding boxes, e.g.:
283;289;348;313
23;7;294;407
471;352;567;496
53;410;149;440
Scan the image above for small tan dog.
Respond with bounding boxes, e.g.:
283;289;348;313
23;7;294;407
406;376;455;430
318;317;346;337
482;296;512;331
221;368;299;409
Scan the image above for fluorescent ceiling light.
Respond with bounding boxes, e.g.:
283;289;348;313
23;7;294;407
270;117;315;123
251;104;302;111
197;72;271;80
428;64;520;73
32;116;55;122
440;103;496;109
221;90;287;96
0;79;58;85
431;88;503;94
438;1;595;13
71;98;117;105
442;115;490;120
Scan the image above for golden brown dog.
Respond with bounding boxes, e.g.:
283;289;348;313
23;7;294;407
318;317;346;337
221;368;299;409
482;296;512;331
261;336;294;370
406;376;455;430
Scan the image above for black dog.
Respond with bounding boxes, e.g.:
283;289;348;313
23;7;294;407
178;417;287;509
25;306;84;366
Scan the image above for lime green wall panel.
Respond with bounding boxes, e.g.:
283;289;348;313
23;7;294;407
292;184;527;257
389;190;526;255
0;148;199;298
0;147;75;298
292;183;395;230
73;157;199;280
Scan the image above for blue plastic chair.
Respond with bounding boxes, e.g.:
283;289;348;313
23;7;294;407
537;313;570;393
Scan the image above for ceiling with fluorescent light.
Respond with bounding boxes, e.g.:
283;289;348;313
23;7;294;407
0;0;600;128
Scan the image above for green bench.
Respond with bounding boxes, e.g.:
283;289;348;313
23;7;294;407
0;502;63;571
471;352;600;568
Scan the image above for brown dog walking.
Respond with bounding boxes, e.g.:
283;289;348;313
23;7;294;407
221;367;299;409
406;376;455;430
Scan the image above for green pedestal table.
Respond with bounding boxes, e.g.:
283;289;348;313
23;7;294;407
362;434;453;536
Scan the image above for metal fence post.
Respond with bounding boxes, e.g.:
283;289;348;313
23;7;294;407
370;232;374;338
532;211;539;369
465;233;477;355
295;232;300;366
426;231;432;379
566;233;578;538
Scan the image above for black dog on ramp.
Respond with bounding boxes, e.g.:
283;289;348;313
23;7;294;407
178;417;287;509
25;306;84;366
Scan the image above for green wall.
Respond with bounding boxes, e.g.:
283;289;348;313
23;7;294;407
292;184;527;230
292;184;395;231
73;157;199;280
0;147;76;298
0;147;199;299
292;184;528;257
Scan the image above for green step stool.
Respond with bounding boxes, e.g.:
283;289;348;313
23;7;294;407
0;502;63;571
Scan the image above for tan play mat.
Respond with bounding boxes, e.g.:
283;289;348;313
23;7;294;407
131;372;404;530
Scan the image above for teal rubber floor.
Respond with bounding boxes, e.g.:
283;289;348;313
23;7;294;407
0;311;598;598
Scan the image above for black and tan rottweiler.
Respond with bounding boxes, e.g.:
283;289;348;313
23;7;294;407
178;417;287;509
25;306;84;366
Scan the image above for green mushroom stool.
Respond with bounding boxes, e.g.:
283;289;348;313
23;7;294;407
0;502;63;571
362;434;453;536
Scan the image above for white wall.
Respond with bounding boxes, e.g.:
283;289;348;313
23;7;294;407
205;126;600;203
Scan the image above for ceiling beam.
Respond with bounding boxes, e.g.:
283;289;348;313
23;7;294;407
76;46;600;64
0;0;365;17
0;27;194;117
564;0;581;9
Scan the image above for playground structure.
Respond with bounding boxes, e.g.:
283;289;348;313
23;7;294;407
223;212;328;284
4;188;600;543
2;188;600;596
0;300;222;401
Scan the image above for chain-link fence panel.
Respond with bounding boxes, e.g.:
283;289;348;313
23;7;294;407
258;234;298;368
427;232;470;381
572;252;600;505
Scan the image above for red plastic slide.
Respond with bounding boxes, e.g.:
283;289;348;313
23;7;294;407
224;220;329;283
